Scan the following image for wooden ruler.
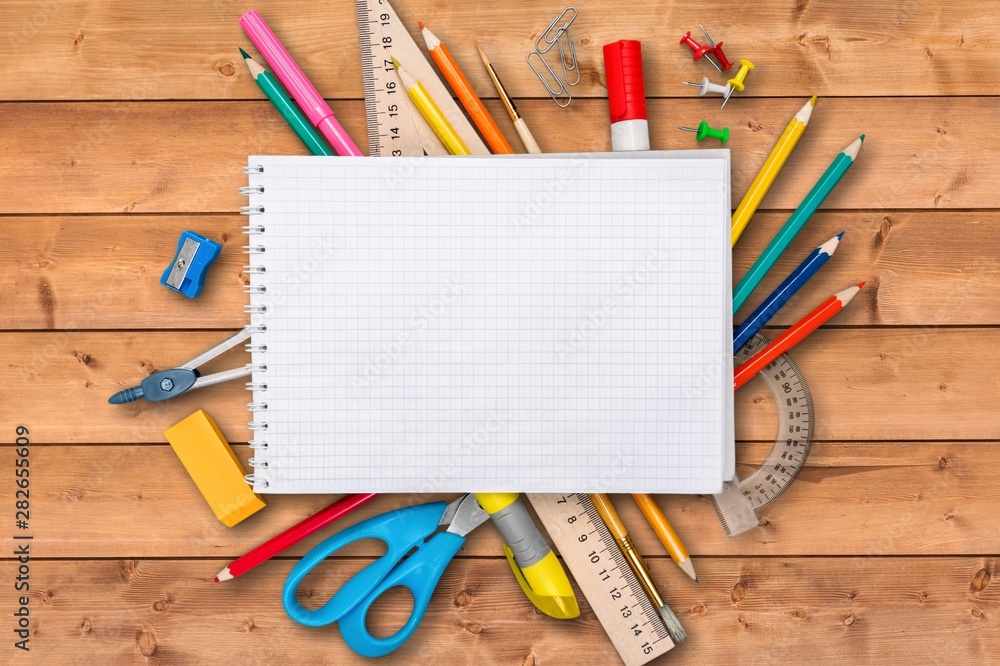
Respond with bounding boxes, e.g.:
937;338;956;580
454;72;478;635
528;493;675;666
355;0;488;156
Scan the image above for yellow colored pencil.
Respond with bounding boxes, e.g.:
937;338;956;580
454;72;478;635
391;56;469;156
731;95;816;246
632;494;697;582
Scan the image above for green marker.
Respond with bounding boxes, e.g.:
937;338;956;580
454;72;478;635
677;120;729;143
733;134;864;313
240;48;334;156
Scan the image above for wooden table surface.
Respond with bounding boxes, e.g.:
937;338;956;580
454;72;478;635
3;0;998;663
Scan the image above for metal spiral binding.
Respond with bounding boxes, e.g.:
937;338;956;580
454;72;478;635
242;164;269;491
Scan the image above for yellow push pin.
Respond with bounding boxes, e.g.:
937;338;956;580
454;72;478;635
722;59;755;109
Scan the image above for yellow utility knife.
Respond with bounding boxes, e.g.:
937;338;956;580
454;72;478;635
475;492;579;619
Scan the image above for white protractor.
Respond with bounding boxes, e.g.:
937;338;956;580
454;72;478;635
711;332;816;538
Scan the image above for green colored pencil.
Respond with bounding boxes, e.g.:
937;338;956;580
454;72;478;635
733;134;864;313
240;48;333;156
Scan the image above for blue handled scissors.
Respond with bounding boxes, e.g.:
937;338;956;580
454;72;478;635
282;493;489;657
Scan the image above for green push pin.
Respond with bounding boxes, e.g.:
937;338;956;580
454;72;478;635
677;120;729;143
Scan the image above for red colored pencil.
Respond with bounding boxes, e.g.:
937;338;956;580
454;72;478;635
734;282;864;391
215;493;379;582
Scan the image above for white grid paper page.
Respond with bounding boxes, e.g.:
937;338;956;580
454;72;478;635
246;154;732;494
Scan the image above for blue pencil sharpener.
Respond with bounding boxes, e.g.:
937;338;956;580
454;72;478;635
160;231;222;299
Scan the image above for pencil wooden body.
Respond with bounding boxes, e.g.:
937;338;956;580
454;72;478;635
632;494;697;581
421;25;513;154
392;57;470;155
730;96;815;245
734;284;862;390
217;493;378;581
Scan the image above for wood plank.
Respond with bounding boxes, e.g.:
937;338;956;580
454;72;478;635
4;210;996;330
0;97;990;214
0;557;995;663
4;328;999;444
1;0;996;100
2;215;244;330
3;442;996;559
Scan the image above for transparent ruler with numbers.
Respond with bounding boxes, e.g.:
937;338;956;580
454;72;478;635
528;493;675;665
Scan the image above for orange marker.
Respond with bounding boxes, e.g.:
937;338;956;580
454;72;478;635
419;22;514;154
734;283;864;390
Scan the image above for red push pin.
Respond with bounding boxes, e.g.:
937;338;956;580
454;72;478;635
700;25;734;71
679;31;722;73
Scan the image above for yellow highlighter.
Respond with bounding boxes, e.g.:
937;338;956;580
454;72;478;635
730;95;816;246
391;56;470;156
475;493;579;619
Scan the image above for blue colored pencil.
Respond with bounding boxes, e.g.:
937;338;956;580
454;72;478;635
733;135;863;313
733;232;844;354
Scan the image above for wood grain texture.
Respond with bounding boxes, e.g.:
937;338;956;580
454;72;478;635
3;442;996;559
4;211;996;330
0;0;992;661
0;97;989;214
1;0;995;100
4;329;999;444
0;557;994;663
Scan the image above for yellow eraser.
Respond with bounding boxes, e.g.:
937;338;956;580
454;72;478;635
164;410;265;527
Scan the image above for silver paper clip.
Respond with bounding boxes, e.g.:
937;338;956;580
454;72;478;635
527;7;579;107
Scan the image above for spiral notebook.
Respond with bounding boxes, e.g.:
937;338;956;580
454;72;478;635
242;153;733;494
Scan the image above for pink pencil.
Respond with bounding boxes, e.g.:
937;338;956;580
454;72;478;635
240;10;362;156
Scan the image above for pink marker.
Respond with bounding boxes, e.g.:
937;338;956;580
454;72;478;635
240;10;362;156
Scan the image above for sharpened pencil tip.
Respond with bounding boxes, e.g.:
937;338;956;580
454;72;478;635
390;56;401;69
836;231;845;240
860;134;866;142
857;281;866;288
678;558;698;582
238;47;251;60
809;94;817;106
417;20;425;30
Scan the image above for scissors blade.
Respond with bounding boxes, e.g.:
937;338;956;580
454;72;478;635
443;494;490;537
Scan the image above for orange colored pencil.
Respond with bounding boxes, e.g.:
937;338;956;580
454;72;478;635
419;21;514;154
734;282;864;390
